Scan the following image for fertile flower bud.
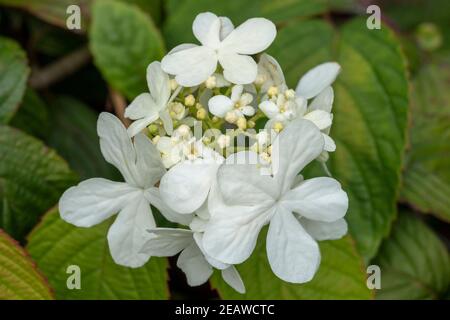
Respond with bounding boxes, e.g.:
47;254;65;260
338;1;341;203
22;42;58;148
247;120;255;128
170;79;178;91
205;76;217;89
177;124;191;138
152;135;160;144
148;124;159;135
273;121;284;133
197;108;207;120
236;117;247;130
217;134;231;149
184;94;195;107
225;111;238;123
268;86;278;97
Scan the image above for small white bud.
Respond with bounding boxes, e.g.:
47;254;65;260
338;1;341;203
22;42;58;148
152;135;160;144
184;94;195;107
170;79;178;91
225;111;238;123
268;86;278;97
236;117;247;130
205;76;217;89
217;134;231;149
176;124;191;138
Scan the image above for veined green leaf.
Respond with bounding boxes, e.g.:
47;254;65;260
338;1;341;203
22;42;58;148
0;229;53;299
374;211;450;299
0;126;77;240
401;59;450;222
0;36;29;124
27;208;169;299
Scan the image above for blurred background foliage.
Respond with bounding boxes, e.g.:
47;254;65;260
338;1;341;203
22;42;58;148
0;0;448;300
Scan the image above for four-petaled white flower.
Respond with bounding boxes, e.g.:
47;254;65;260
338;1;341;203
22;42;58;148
59;113;191;268
202;119;348;283
208;85;255;119
125;61;177;137
161;12;276;86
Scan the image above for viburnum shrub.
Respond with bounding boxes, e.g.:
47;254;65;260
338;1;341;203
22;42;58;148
59;12;348;294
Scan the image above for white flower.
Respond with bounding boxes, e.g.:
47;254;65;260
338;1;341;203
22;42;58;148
141;226;245;293
202;119;348;283
161;12;276;86
208;85;255;119
125;61;177;137
59;113;191;268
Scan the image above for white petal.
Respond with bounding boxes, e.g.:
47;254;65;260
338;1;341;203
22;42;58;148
221;266;246;294
192;12;221;48
177;242;213;286
124;93;158;120
134;134;165;187
230;84;243;102
271;119;324;192
239;92;253;106
208;95;233;117
147;61;170;107
169;43;198;54
144;187;193;225
240;105;255;116
203;203;275;264
189;217;208;233
127;116;157;138
303;110;332;130
258;53;286;92
308;86;334;113
219;53;257;85
141;228;193;256
281;177;348;222
295;62;341;99
267;206;320;283
159;108;173;136
221;18;276;55
193;233;229;270
217;160;279;206
219;17;234;40
161;46;217;87
259;100;279;119
300;218;348;241
97;112;139;185
160;160;219;214
195;199;211;220
323;133;336;152
59;178;138;227
107;195;156;268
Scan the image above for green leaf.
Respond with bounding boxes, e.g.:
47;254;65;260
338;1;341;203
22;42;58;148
374;211;450;299
163;0;330;49
0;36;29;124
90;0;165;100
10;88;50;140
27;207;169;299
401;59;450;222
0;229;53;299
46;96;120;181
212;232;372;299
0;126;77;240
268;18;409;261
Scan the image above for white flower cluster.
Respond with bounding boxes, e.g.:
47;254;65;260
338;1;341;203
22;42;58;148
59;12;348;294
